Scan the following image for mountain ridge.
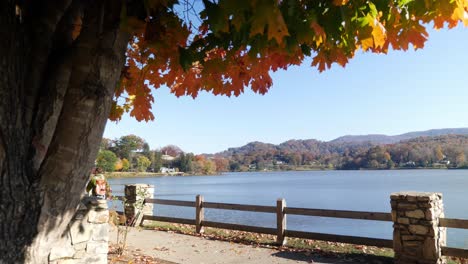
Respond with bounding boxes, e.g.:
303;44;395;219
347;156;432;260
331;128;468;144
215;128;468;156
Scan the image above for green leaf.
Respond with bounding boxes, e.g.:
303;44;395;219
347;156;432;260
368;2;378;17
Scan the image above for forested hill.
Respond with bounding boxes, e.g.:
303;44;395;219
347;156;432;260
215;130;468;171
331;128;468;144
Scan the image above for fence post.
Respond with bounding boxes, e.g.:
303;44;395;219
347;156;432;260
196;195;204;234
391;192;446;264
276;198;287;245
124;184;154;226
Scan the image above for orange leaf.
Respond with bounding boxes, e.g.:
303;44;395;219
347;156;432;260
267;9;289;44
332;0;349;6
406;24;428;50
311;51;329;72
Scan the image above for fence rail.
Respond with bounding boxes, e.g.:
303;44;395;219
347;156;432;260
439;218;468;229
441;246;468;259
143;215;196;225
285;207;392;221
145;198;196;207
203;201;276;213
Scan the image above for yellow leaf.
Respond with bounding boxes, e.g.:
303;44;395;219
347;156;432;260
450;0;468;26
360;37;373;51
358;24;373;51
371;20;386;49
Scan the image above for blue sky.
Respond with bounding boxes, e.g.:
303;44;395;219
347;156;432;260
104;26;468;154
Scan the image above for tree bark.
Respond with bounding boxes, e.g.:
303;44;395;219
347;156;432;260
0;0;130;263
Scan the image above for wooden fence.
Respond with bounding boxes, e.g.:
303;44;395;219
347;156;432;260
116;195;468;259
141;196;394;248
439;218;468;259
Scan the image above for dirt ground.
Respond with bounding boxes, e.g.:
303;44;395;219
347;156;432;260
109;227;391;264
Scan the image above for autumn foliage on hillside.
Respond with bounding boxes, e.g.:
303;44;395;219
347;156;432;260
100;134;468;173
217;135;468;170
107;0;468;122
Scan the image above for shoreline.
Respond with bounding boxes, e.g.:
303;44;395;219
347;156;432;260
105;171;222;179
105;167;467;179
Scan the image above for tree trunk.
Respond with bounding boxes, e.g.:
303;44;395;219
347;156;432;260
0;0;130;263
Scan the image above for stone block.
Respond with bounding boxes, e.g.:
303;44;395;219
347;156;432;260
419;203;433;208
403;245;422;256
425;208;436;220
397;217;410;225
406;209;425;219
74;209;88;221
73;249;86;259
400;229;410;235
422;238;438;260
398;203;418;210
70;219;92;245
409;225;429;235
91;223;109;242
49;259;76;264
86;241;108;254
88;199;108;210
73;242;87;251
80;255;107;264
402;235;425;241
88;210;109;224
417;196;431;202
49;244;76;261
392;211;398;222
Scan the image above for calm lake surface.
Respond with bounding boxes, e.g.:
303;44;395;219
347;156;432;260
108;170;468;248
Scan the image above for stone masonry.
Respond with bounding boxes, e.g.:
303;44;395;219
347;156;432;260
49;197;109;264
391;192;446;264
124;184;154;226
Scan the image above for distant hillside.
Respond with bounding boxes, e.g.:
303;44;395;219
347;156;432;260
214;128;468;171
219;128;468;157
330;128;468;144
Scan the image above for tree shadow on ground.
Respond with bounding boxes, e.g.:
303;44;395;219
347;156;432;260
271;250;393;264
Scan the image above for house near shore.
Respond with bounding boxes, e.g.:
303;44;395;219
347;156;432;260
160;167;176;173
161;154;175;161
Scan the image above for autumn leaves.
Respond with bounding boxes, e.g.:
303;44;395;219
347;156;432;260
111;0;468;122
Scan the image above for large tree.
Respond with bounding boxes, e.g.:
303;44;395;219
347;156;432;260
1;0;467;263
109;134;146;159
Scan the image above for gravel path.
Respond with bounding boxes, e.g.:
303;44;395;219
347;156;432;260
110;227;367;264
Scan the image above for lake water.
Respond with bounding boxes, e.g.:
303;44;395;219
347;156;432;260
108;170;468;248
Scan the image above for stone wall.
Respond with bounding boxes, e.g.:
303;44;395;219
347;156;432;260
391;192;446;264
49;197;109;264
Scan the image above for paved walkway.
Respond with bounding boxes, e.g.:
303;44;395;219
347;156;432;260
109;227;377;264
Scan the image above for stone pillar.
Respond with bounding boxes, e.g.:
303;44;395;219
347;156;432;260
49;197;109;264
391;192;446;264
124;184;154;226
